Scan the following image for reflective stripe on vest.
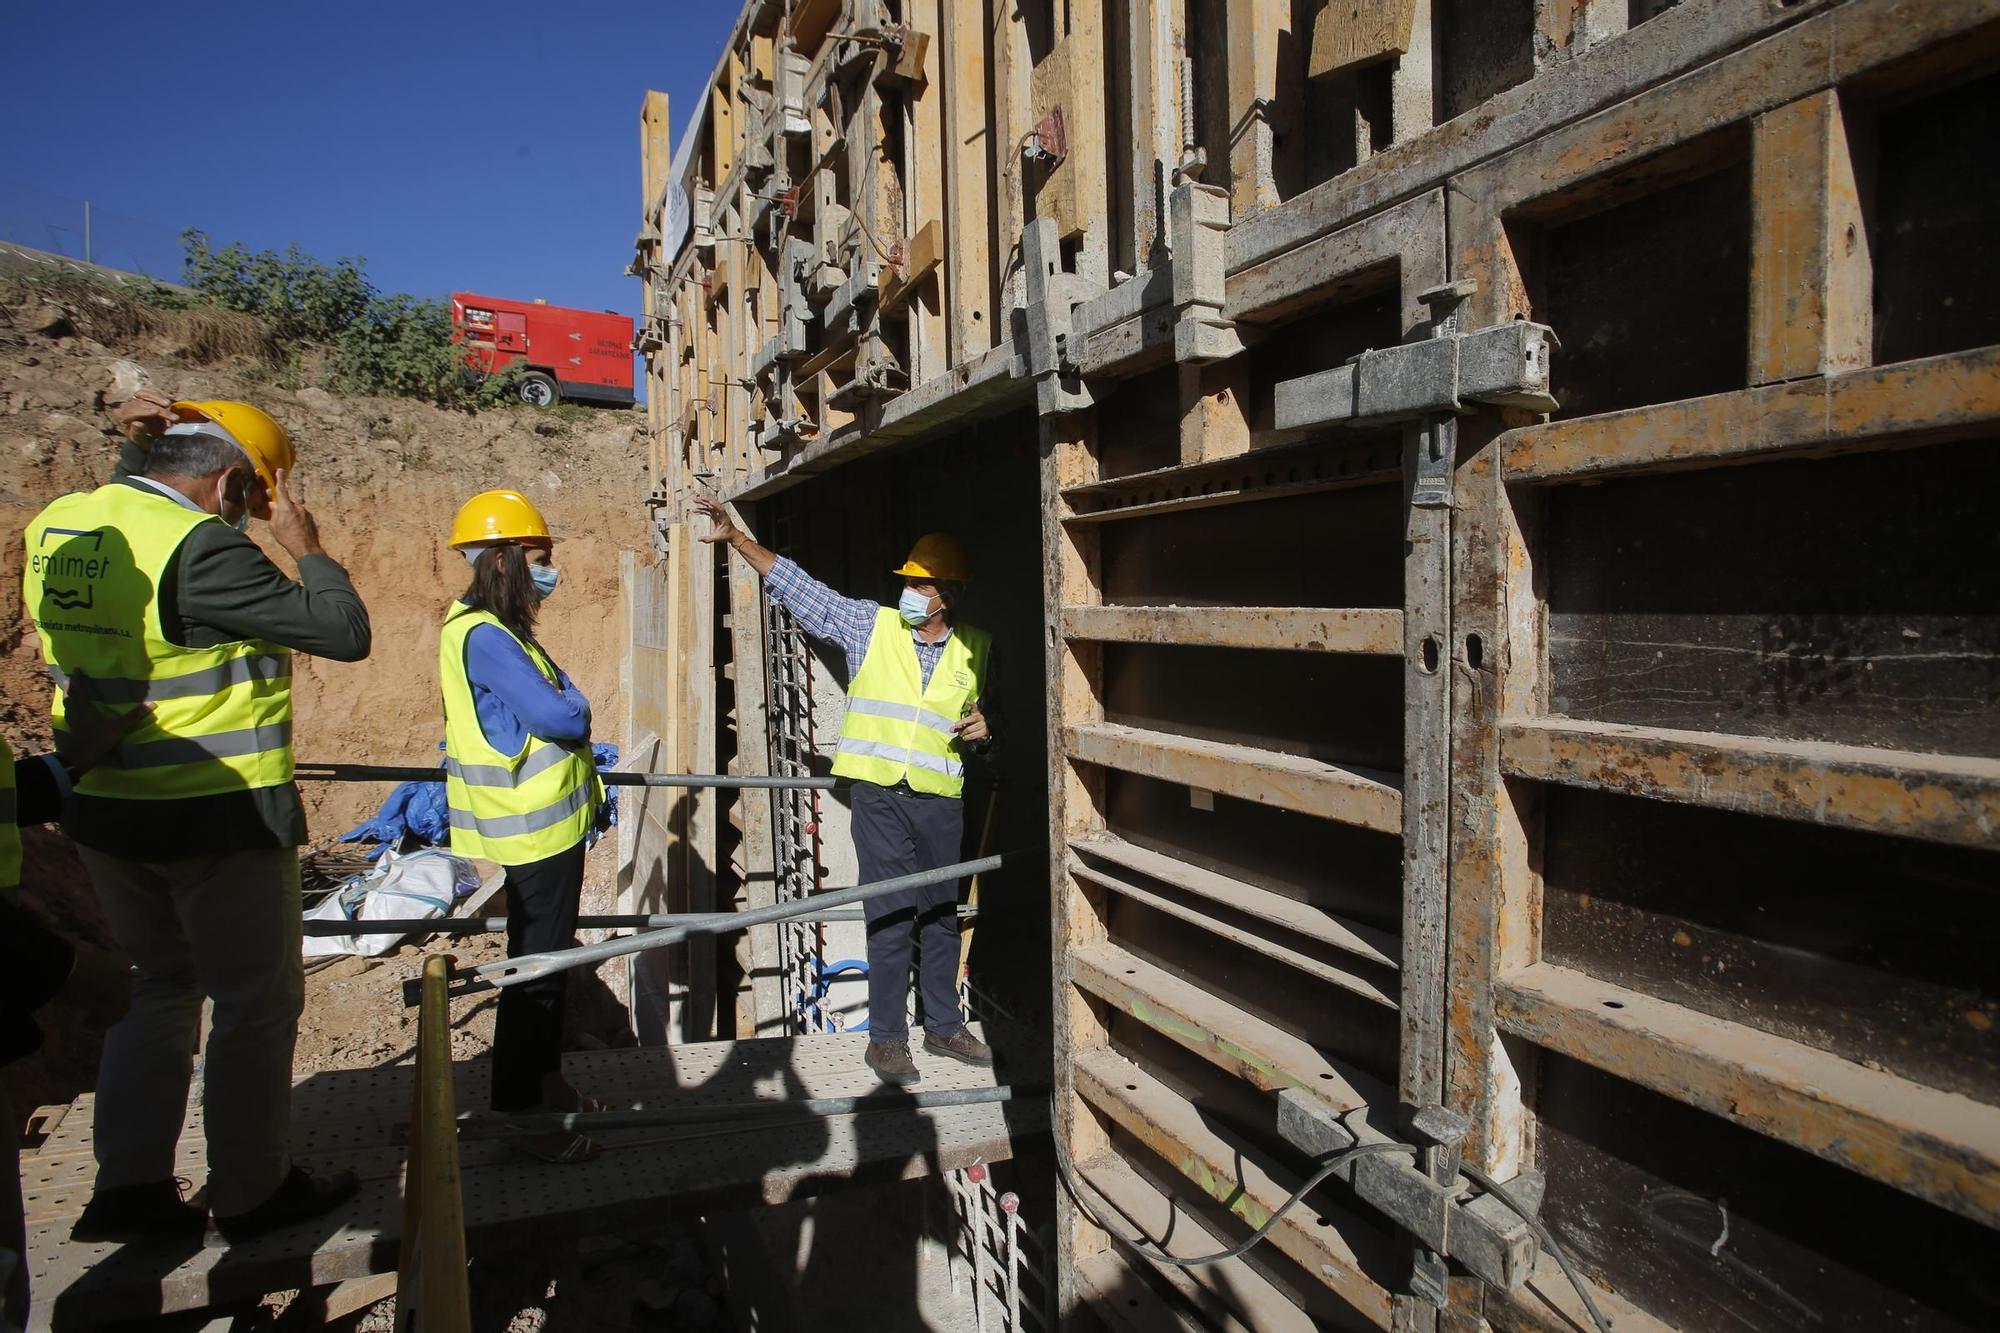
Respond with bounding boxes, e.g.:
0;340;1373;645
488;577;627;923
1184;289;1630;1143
48;653;292;704
438;603;599;866
829;607;989;798
0;738;19;892
22;484;294;801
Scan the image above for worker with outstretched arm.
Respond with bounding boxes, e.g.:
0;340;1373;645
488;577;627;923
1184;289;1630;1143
698;495;997;1085
24;389;369;1245
438;490;607;1164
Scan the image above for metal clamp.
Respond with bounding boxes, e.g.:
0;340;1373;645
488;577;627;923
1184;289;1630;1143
1274;1090;1542;1295
1168;181;1243;366
1018;217;1103;415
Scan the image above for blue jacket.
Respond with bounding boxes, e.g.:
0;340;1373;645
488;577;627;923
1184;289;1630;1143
462;623;592;754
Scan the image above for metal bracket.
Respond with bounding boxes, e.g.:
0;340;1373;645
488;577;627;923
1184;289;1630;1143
1168;181;1243;366
1018;217;1103;416
1271;321;1557;433
1410;414;1456;510
1274;1090;1542;1295
1026;107;1068;165
777;47;812;137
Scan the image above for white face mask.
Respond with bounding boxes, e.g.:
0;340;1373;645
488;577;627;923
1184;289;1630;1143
898;587;939;626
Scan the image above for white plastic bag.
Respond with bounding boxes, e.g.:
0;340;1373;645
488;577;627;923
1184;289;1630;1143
302;848;479;958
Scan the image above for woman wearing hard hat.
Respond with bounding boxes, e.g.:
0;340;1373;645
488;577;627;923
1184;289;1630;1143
439;490;606;1163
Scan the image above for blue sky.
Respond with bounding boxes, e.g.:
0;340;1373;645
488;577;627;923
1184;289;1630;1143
0;1;740;320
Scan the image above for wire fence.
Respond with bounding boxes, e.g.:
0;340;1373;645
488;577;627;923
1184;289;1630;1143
0;178;186;281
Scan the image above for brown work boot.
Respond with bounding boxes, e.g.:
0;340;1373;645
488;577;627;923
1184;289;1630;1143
923;1027;993;1066
865;1039;921;1085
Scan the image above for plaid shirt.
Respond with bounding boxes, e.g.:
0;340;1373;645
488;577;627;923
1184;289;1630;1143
766;557;998;742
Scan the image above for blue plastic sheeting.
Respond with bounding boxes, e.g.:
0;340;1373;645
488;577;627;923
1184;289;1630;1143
340;743;620;855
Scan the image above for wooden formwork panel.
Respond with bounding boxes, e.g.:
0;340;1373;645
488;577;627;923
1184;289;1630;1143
641;1;2000;1329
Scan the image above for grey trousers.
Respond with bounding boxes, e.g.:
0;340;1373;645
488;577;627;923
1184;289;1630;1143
76;847;304;1217
851;781;966;1043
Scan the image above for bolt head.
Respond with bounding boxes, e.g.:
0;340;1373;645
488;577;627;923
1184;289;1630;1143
966;1163;987;1184
999;1191;1020;1214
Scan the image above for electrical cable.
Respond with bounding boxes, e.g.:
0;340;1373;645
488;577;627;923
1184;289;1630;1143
1051;1103;1616;1332
1461;1161;1613;1333
1053;1125;1412;1268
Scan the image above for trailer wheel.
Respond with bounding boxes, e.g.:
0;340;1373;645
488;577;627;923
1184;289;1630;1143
518;372;559;407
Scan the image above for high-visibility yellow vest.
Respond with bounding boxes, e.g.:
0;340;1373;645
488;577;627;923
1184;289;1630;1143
0;736;20;893
831;608;989;798
439;603;600;866
22;484;294;801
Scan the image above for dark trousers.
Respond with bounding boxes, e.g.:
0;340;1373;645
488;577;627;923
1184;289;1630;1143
491;839;586;1111
852;781;966;1044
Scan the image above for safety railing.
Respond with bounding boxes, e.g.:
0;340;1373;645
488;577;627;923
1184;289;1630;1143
294;760;839;790
395;955;471;1332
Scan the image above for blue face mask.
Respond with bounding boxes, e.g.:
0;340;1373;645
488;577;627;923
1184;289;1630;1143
529;563;560;600
897;587;937;626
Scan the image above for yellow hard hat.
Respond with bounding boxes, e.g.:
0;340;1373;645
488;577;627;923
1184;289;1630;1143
892;533;972;583
450;490;552;548
170;399;295;491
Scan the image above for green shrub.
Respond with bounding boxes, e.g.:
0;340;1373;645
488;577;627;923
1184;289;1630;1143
330;294;522;407
181;230;370;343
178;232;522;409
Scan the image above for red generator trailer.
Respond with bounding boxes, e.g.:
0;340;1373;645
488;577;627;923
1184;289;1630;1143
452;292;635;407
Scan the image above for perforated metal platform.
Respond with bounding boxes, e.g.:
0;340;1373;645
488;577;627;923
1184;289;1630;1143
22;1027;1040;1330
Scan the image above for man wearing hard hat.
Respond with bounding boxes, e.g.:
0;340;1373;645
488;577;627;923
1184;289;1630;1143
22;387;369;1244
698;496;994;1085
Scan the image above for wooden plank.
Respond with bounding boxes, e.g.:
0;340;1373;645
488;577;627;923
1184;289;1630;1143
1400;420;1451;1113
1061;469;1398;524
1494;962;2000;1228
1074;1045;1396;1330
880;217;944;311
1225;0;1291;215
1046;406;1114;1306
1749;90;1871;385
1073;1153;1323;1333
897;0;948;382
642;89;672;213
1499;717;2000;849
1224;177;1438;329
1069;858;1396;1008
1177;359;1250;465
1310;0;1420;76
1073;940;1388;1114
1484;1254;1676;1333
1065;721;1403;832
1072;831;1398;968
789;0;840;53
1499;344;2000;481
941;0;993;363
1443;418;1541;1180
725;544;781;1034
1060;605;1404;655
1072;1245;1207;1332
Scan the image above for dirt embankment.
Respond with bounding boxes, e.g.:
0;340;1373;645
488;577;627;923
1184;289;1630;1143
0;283;651;1111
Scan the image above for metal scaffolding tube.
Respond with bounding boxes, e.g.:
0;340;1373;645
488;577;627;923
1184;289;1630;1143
475;849;1028;987
303;905;978;938
292;761;838;790
456;1084;1038;1139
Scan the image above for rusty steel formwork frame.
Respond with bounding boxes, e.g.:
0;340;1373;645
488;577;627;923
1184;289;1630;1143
634;2;2000;1329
